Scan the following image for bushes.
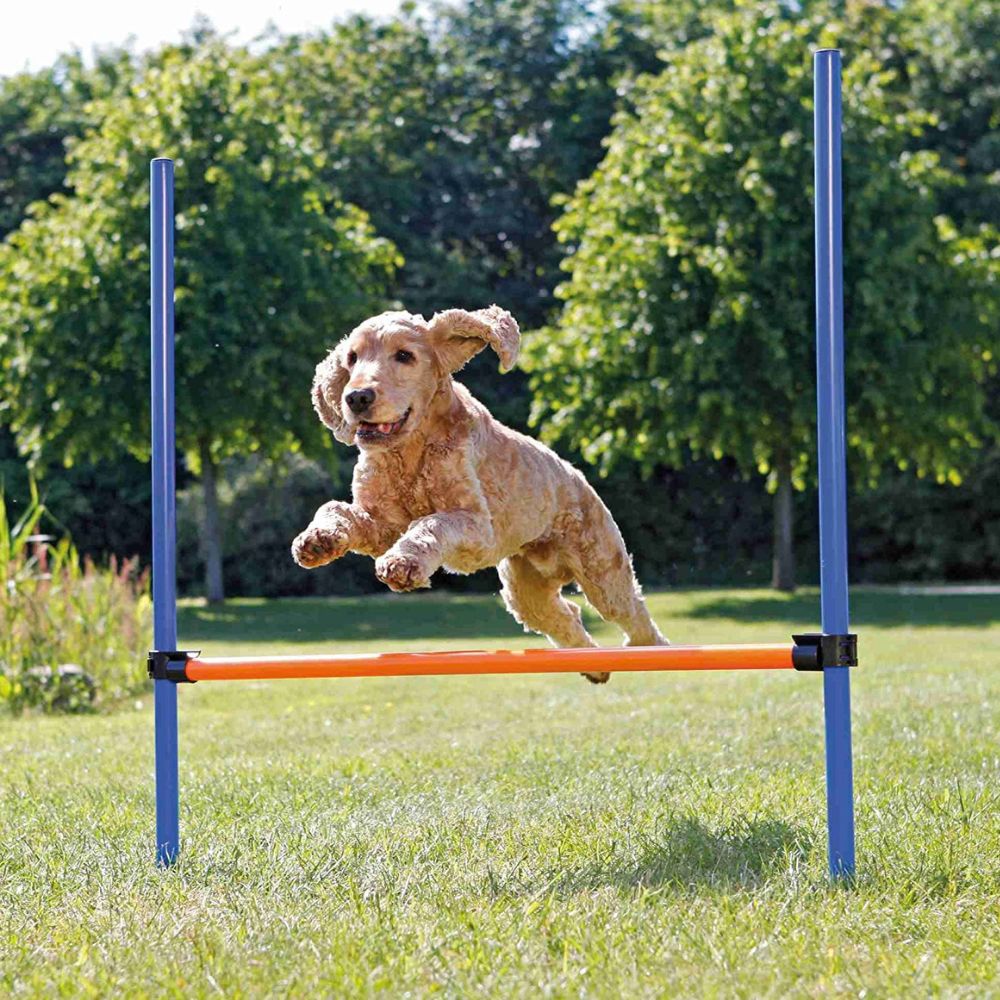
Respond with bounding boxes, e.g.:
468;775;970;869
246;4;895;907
850;451;1000;583
0;489;150;714
177;452;383;598
172;448;1000;600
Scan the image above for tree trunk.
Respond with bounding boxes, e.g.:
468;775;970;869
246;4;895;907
199;439;225;604
771;454;796;592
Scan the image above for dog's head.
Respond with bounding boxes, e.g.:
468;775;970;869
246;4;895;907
311;306;520;449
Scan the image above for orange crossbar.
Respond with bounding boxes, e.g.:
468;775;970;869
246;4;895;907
185;644;797;682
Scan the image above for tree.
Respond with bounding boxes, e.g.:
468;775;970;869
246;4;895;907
522;2;997;590
0;42;397;602
280;0;653;428
285;2;610;325
0;50;135;240
896;0;1000;231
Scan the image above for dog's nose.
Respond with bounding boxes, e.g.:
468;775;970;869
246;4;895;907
345;388;376;414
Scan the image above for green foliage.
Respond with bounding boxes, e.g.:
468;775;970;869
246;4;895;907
524;2;997;490
0;423;155;576
169;451;1000;595
176;453;374;598
852;454;1000;582
897;0;1000;229
279;0;653;426
0;0;997;598
0;41;398;470
284;2;619;328
0;50;134;239
0;68;77;240
0;487;150;714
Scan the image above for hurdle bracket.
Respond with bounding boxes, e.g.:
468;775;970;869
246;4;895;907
148;649;199;683
791;633;857;672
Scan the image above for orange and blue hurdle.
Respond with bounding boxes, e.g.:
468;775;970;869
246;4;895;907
148;49;857;878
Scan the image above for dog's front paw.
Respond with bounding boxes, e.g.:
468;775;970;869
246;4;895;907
581;671;611;685
375;551;431;592
291;523;349;569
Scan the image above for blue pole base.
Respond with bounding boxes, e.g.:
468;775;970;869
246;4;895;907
153;678;179;866
823;666;855;879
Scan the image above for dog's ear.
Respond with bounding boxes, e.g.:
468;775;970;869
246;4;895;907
428;306;520;374
311;342;354;445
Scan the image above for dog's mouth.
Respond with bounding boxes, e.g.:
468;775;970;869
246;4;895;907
355;408;411;443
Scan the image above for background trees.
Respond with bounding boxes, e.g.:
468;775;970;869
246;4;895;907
276;0;641;426
0;42;396;601
523;2;997;591
0;51;134;240
0;0;997;597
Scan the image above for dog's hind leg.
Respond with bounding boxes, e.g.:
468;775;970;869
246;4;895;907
498;555;609;684
570;494;669;650
577;565;668;648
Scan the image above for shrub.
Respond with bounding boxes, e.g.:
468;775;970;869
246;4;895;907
0;487;151;714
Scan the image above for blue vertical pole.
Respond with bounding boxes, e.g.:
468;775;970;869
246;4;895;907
151;158;180;867
814;50;855;879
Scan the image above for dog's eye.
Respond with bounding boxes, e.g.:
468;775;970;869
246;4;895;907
347;350;357;367
394;350;415;364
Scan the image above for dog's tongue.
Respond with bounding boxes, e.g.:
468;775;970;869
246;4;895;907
359;413;407;436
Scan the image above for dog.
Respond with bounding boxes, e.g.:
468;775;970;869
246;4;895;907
291;306;667;682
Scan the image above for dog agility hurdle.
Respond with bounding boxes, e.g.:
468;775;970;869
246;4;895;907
148;50;857;878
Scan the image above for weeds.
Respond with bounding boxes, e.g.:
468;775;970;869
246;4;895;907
0;485;150;713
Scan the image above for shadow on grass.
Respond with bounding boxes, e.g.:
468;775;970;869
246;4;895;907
554;817;811;894
178;594;523;646
687;591;1000;629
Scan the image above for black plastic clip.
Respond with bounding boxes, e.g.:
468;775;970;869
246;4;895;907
791;633;858;672
147;649;200;683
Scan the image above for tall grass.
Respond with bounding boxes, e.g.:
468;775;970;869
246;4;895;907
0;485;151;713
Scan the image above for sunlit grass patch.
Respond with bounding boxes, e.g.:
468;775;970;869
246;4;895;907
2;587;998;996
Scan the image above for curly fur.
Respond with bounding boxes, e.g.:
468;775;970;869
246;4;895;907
292;306;667;683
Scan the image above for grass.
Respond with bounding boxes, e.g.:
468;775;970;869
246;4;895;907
2;586;999;997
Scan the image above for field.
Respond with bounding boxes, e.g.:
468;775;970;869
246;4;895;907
2;587;999;997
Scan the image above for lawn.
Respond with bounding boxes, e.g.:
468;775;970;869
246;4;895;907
2;587;999;997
